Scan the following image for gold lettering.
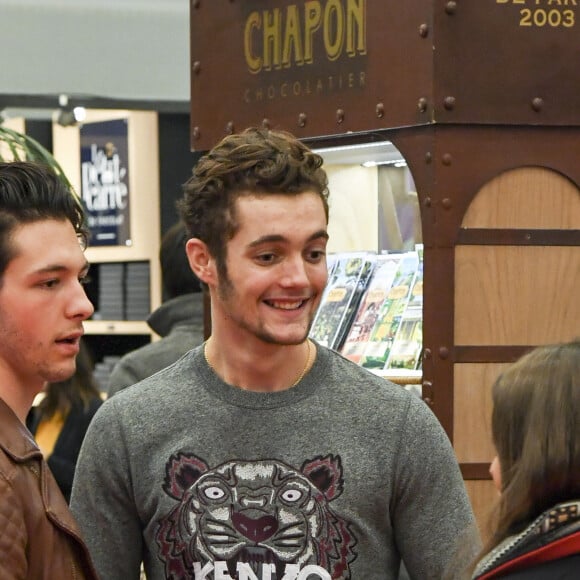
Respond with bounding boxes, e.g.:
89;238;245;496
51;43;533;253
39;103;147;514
245;1;367;74
304;1;322;63
244;12;262;74
324;0;344;61
263;9;282;70
346;0;366;56
282;5;304;67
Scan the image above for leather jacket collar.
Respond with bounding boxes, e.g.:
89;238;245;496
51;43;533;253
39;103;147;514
0;396;42;461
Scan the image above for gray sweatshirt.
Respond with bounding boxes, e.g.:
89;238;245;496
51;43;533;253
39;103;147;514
71;342;480;579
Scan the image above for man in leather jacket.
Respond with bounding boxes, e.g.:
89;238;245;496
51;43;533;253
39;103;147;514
0;162;98;579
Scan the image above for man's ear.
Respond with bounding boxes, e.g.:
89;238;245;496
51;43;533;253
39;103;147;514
186;238;216;286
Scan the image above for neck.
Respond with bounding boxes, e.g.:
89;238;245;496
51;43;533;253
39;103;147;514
204;338;314;393
0;381;39;424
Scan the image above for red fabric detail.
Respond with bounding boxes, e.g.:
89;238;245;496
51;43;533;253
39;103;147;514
480;530;580;579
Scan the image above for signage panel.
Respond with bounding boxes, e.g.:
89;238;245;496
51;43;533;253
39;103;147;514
190;0;433;149
80;118;131;247
190;1;580;150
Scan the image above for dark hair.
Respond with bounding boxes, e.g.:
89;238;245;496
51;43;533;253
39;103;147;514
160;221;201;298
37;339;102;419
178;127;329;282
0;161;87;281
482;339;580;554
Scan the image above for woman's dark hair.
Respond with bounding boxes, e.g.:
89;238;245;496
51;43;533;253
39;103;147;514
178;127;329;282
37;340;101;419
480;339;580;556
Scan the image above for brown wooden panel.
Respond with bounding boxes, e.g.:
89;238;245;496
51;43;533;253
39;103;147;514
461;464;492;481
453;345;534;364
455;246;580;345
462;167;580;230
465;479;498;544
454;363;506;463
434;2;580;126
457;229;580;247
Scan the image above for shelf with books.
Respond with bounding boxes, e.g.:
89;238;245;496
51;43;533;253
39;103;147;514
310;247;424;388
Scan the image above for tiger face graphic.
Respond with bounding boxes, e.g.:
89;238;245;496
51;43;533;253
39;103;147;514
155;454;357;579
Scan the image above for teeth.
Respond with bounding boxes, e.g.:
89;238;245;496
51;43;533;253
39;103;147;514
268;301;303;310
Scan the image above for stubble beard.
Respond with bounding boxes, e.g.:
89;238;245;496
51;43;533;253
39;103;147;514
216;274;315;347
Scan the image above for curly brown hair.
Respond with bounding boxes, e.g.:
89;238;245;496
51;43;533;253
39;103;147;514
178;127;329;284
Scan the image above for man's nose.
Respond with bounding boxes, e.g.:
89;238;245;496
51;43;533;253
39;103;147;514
68;282;95;320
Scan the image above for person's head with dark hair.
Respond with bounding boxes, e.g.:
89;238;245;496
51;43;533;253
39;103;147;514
473;339;580;577
0;160;93;421
0;161;88;283
160;221;201;299
178;127;329;285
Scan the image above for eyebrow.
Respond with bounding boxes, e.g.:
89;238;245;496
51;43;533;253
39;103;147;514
33;260;90;276
248;230;329;248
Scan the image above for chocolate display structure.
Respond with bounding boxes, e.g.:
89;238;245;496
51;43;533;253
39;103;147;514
190;1;580;528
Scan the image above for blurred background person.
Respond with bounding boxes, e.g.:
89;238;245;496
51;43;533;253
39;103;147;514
107;220;204;397
472;339;580;579
27;339;103;503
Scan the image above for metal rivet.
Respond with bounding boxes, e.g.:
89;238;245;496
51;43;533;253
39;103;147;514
445;1;457;15
375;103;384;118
261;118;271;129
423;197;432;208
419;23;429;38
418;98;428;113
443;96;456;110
425;152;433;164
439;347;449;359
442;198;452;209
423;397;434;407
442;153;452;166
225;121;234;135
336;109;345;124
192;127;201;140
531;97;544;112
423;348;432;360
298;113;307;128
192;61;201;75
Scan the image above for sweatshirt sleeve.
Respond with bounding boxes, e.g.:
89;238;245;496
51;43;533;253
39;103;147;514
70;398;143;580
391;396;482;579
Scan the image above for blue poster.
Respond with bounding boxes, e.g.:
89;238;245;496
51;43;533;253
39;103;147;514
80;118;131;246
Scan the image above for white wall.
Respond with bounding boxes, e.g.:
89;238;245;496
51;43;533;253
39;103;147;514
0;0;189;103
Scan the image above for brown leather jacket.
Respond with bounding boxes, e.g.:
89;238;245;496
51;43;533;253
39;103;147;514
0;397;98;579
